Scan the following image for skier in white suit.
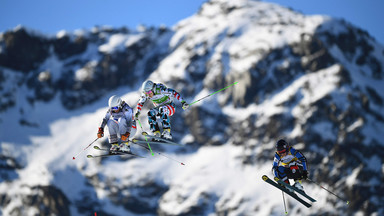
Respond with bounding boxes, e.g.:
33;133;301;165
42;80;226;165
97;95;136;153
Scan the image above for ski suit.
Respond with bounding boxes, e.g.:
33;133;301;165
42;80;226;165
272;147;308;181
99;102;137;144
136;83;185;132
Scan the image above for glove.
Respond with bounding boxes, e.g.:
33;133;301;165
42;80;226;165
181;101;189;110
121;132;130;141
302;170;309;180
97;127;104;138
135;111;140;120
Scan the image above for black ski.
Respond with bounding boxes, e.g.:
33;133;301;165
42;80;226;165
274;177;316;202
87;146;145;158
262;175;312;208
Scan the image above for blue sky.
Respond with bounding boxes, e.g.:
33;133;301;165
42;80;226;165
0;0;383;44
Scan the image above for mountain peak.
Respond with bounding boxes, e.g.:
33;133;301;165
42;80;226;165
0;1;383;215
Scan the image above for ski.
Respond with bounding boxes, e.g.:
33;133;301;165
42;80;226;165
262;175;312;208
87;146;145;158
141;132;182;146
132;138;183;146
274;177;316;202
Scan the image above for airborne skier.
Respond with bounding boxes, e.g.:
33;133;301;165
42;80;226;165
97;95;136;153
272;139;309;192
135;80;189;140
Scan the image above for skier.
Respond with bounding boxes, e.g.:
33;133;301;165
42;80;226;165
97;95;136;153
272;139;309;192
135;80;189;140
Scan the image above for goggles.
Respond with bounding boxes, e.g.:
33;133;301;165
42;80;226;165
278;148;287;154
145;90;153;95
111;106;120;111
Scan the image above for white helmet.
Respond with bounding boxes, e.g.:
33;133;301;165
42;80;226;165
108;95;122;109
142;80;154;93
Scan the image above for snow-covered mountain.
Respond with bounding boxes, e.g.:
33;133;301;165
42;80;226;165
1;0;383;215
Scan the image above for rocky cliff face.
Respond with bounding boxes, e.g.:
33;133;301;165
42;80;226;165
0;0;383;215
0;25;172;110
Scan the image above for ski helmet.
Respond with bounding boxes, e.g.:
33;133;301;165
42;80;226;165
142;80;154;93
276;139;289;154
108;95;123;110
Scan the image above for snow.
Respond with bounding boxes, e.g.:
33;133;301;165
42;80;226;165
0;88;316;215
56;30;68;39
74;61;98;81
345;166;361;187
99;33;144;54
1;0;383;215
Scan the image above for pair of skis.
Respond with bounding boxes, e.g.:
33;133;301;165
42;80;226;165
87;145;144;158
87;133;183;159
262;175;316;208
132;132;184;147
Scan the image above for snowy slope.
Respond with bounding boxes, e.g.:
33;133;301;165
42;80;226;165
1;0;384;215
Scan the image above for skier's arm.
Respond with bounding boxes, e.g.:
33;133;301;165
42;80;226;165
124;106;133;129
293;149;307;170
272;153;280;177
99;111;111;129
97;111;111;138
135;94;147;119
164;87;189;109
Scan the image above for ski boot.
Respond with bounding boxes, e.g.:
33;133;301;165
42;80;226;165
284;180;294;193
293;180;304;192
152;131;161;141
162;128;172;140
109;143;120;154
119;142;131;153
277;177;294;193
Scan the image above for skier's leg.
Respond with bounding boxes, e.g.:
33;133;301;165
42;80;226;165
117;118;131;152
159;103;175;140
117;117;130;141
107;119;120;151
277;166;294;192
288;162;304;180
292;164;305;191
276;166;289;182
147;109;160;137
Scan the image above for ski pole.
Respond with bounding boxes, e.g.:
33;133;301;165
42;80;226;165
134;142;185;166
189;81;238;106
73;138;99;160
282;191;288;215
307;178;350;205
136;118;154;156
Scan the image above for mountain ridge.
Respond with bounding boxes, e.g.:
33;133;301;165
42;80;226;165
1;0;383;215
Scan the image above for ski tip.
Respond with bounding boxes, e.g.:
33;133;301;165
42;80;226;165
181;163;185;165
93;146;101;150
262;175;268;181
86;155;94;158
142;131;148;136
72;157;76;160
346;201;350;205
